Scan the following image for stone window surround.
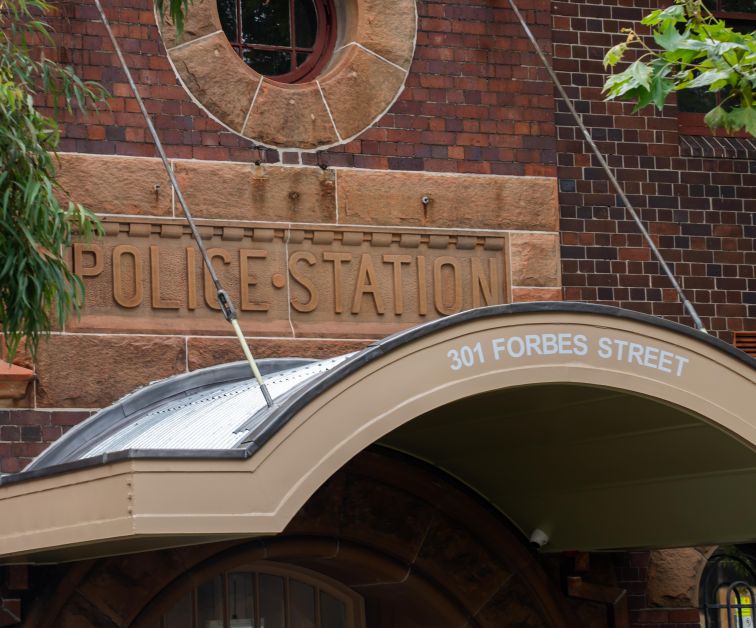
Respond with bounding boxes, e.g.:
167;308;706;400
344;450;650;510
157;0;417;151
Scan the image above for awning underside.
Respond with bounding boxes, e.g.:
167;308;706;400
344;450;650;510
381;383;756;551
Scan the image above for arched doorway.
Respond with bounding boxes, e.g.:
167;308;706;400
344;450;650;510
25;451;576;627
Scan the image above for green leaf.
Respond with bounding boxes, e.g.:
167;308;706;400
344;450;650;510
681;69;731;89
679;39;747;55
704;105;729;128
726;105;756;135
654;24;687;51
642;3;685;27
604;42;628;68
633;86;655;112
650;73;675;109
662;47;700;65
630;60;653;90
603;67;639;98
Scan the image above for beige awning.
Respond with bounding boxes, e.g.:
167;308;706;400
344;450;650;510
0;303;754;563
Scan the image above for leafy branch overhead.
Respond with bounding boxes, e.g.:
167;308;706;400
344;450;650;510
0;0;105;361
603;0;756;136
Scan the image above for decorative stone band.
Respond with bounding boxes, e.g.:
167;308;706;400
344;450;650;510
54;153;560;232
68;217;552;338
157;0;417;149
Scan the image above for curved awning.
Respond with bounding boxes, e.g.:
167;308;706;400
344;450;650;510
0;303;754;563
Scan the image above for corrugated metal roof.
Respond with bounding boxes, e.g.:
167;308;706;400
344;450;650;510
28;355;353;471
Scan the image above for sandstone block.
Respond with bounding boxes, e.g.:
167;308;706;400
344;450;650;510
35;335;186;408
320;45;407;141
56;153;172;216
244;79;339;149
647;548;707;608
187;337;371;371
352;0;416;68
170;33;259;132
173;161;336;222
158;0;221;50
509;233;561;287
336;170;559;231
512;287;563;302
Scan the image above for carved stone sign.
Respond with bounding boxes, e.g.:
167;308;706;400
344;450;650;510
69;219;509;337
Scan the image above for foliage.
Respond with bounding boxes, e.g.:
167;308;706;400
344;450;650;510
603;0;756;136
0;0;105;361
154;0;191;36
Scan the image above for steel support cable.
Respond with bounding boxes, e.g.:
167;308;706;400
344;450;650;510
505;0;708;333
91;0;275;406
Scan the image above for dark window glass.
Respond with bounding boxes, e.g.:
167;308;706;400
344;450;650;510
163;591;193;628
678;89;716;113
217;0;334;82
295;0;318;48
290;580;316;628
218;0;237;42
720;0;756;13
703;0;756;13
726;18;756;32
197;575;224;628
244;49;292;76
259;574;285;628
320;591;347;628
242;0;290;46
228;572;255;625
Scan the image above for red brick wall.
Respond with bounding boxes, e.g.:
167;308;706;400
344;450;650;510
552;0;755;343
48;0;555;176
0;411;92;474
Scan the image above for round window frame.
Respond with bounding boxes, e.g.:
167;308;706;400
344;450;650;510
157;0;417;150
223;0;337;84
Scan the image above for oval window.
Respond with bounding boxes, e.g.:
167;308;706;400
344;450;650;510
216;0;336;83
